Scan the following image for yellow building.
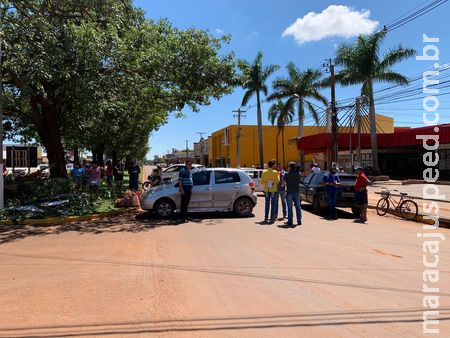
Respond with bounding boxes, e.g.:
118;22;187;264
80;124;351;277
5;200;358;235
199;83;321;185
208;114;394;168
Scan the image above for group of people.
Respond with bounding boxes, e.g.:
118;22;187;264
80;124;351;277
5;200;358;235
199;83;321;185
70;160;141;198
319;165;369;223
260;160;303;228
261;161;370;226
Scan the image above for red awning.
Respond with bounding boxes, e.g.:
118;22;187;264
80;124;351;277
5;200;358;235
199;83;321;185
297;124;450;153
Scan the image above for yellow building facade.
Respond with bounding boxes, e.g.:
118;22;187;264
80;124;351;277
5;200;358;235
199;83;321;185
207;114;394;168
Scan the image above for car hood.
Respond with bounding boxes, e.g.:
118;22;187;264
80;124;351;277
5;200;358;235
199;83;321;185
144;182;176;195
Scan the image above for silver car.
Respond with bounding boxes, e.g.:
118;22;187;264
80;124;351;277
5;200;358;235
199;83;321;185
141;168;257;218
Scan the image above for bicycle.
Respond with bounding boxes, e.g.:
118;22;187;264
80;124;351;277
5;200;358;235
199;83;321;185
376;188;418;221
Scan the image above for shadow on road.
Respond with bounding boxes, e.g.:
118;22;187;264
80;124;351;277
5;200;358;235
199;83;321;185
1;307;449;337
0;211;254;245
300;203;357;220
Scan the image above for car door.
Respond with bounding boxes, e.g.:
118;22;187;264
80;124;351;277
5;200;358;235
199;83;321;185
189;171;213;209
300;174;314;202
212;170;242;208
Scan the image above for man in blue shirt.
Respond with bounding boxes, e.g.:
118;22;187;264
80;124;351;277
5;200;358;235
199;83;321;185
178;160;193;222
322;167;341;220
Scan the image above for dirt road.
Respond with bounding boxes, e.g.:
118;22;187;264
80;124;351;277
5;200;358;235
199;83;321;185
0;200;449;337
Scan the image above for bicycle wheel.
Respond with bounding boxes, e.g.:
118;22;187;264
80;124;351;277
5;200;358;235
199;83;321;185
376;198;389;216
400;199;418;220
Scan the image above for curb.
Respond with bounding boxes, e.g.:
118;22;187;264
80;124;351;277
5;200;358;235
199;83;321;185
0;207;141;226
402;179;450;186
367;204;450;229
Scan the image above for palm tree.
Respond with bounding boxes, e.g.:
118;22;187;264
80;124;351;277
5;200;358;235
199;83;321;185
268;99;295;166
335;32;415;174
268;63;328;168
240;52;279;167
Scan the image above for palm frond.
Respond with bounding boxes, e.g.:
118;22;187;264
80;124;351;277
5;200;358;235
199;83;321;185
241;89;254;107
379;46;416;69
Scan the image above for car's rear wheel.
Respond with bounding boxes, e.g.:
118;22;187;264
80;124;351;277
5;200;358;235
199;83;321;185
154;198;175;218
312;194;321;213
234;197;254;217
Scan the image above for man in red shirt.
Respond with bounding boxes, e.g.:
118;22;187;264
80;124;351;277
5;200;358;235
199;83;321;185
354;167;369;223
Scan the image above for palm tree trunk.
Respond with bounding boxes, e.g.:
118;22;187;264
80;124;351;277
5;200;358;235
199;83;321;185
256;91;264;167
281;127;286;167
298;101;305;169
368;81;380;174
275;128;279;164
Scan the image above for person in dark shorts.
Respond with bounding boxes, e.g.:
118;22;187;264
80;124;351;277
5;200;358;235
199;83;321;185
113;161;125;196
354;167;369;223
105;160;114;191
178;160;193;222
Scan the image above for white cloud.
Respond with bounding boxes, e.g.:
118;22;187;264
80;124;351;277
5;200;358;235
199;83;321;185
245;31;259;41
215;28;224;35
282;5;379;45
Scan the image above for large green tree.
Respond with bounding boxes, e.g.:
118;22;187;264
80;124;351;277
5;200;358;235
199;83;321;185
239;52;279;167
268;63;327;168
268;99;294;166
335;32;415;174
2;0;236;177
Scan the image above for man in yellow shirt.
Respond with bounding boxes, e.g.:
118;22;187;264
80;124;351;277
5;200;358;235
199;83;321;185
260;160;279;223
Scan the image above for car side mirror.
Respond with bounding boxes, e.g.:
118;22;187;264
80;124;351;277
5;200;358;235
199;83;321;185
174;182;179;188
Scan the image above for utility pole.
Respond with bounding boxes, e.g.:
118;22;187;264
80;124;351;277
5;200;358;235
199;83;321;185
355;97;362;167
184;140;189;162
196;132;205;165
323;59;338;169
329;60;338;168
233;108;246;168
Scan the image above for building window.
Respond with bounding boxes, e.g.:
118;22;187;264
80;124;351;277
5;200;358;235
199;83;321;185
439;149;450;171
214;171;241;184
12;150;28;167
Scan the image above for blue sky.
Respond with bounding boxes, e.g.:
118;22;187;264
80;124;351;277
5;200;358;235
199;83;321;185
133;0;450;159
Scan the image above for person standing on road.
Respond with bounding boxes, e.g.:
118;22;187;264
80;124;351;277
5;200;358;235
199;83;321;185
178;160;194;222
354;167;369;223
276;166;287;220
280;162;302;228
113;160;125;196
128;161;140;191
260;160;279;224
322;167;341;220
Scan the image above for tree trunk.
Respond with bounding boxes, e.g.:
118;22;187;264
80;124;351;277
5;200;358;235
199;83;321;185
74;147;80;164
38;104;67;178
256;91;264;167
298;101;305;170
368;81;380;174
112;150;118;165
281;128;286;167
275;128;279;164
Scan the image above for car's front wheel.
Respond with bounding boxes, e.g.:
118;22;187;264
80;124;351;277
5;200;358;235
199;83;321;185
234;197;254;217
154;198;175;218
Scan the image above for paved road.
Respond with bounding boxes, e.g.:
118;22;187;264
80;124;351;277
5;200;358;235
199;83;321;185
0;198;449;337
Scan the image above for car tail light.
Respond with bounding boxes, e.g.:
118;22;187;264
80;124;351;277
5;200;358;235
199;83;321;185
249;181;255;190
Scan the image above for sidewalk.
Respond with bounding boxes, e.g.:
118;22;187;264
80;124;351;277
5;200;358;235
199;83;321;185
368;181;450;224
